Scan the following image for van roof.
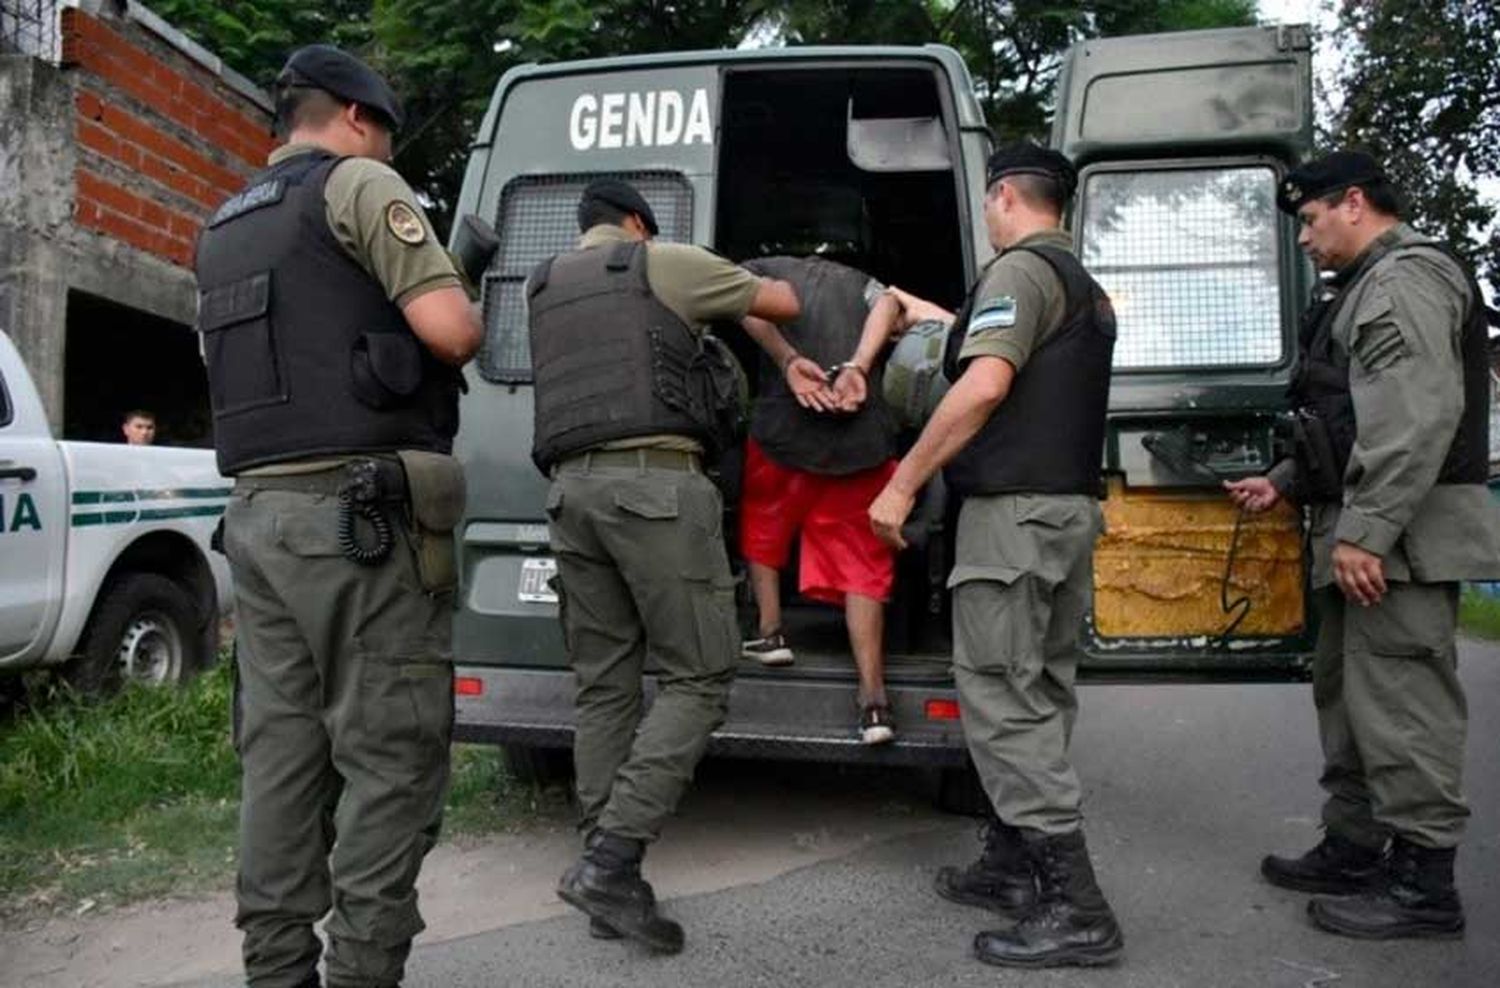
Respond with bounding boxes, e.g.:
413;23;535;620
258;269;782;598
474;43;985;146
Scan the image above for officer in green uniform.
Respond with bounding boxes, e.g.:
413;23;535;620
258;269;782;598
529;180;799;953
1227;151;1500;940
869;143;1122;969
195;46;482;988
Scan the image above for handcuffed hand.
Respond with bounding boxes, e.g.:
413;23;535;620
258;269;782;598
786;356;838;412
832;364;867;413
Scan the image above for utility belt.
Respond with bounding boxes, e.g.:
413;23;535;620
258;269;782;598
233;451;466;593
1289;406;1348;504
552;447;702;477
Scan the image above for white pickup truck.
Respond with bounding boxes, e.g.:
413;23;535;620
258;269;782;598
0;329;231;693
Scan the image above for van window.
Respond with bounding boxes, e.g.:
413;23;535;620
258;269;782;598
479;172;695;384
0;367;11;428
1079;165;1282;371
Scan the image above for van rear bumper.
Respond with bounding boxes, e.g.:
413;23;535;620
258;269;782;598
452;666;970;767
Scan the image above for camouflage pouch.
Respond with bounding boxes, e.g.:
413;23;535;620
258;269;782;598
397;450;467;594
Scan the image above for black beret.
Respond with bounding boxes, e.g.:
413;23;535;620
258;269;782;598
278;45;404;132
578;178;659;236
1277;150;1385;214
985;142;1077;199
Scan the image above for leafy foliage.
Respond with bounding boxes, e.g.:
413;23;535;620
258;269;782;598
1325;0;1499;295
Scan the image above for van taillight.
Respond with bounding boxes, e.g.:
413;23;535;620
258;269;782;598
925;699;961;721
455;677;484;697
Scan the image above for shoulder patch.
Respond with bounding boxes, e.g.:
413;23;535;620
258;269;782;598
967;296;1018;335
384;201;426;245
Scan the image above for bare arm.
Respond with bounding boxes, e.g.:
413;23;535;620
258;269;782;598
832;292;904;412
747;277;801;323
741;313;798;371
848;293;904;373
402;285;483;366
886;286;955;329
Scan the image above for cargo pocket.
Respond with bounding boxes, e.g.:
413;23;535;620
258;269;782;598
356;636;455;761
949;565;1046;678
612;482;680;521
687;574;740;676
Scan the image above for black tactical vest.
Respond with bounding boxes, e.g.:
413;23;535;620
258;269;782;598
942;243;1116;498
528;240;714;472
194;150;459;475
743;256;896;475
1290;239;1491;502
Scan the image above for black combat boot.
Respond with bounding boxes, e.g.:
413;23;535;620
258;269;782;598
934;816;1036;915
1261;831;1385;894
557;829;684;953
973;830;1124;968
1308;836;1464;940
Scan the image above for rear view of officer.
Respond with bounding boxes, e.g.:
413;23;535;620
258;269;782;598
529;180;799;952
195;46;481;987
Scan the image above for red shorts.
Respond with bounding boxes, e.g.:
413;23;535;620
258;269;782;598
739;438;898;605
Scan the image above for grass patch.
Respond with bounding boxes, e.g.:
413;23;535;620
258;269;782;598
1460;587;1500;641
0;663;539;921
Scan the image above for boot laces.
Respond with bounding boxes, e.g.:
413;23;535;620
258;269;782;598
977;821;1016;868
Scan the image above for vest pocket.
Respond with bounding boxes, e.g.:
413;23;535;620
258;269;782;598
200;272;287;416
351;330;423;409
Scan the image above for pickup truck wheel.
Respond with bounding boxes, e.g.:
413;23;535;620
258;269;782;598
66;573;206;696
502;743;573;789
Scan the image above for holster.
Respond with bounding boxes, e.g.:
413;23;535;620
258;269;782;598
397;450;467;594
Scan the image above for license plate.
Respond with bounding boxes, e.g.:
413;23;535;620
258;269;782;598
517;556;559;603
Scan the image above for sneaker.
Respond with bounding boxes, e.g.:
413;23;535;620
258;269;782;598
860;704;895;744
742;631;794;665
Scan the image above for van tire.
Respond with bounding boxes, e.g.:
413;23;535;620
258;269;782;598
65;573;207;696
502;743;573;789
934;759;991;817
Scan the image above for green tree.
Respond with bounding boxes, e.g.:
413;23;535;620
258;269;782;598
1326;0;1499;296
148;0;372;86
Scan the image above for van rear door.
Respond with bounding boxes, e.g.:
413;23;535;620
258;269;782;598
1052;25;1316;678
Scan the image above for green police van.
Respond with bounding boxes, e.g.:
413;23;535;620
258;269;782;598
449;24;1317;783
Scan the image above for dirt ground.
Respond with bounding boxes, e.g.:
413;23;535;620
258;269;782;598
0;763;944;988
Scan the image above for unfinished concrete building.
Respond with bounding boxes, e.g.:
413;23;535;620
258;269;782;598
1;0;272;445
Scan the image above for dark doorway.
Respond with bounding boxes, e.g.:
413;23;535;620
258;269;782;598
63;291;211;446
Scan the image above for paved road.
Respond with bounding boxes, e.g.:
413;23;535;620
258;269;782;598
189;640;1498;988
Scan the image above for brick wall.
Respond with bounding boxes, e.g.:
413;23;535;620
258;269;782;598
59;6;273;268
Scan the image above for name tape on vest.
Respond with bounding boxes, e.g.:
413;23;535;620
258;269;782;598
210;179;286;228
569;89;713;150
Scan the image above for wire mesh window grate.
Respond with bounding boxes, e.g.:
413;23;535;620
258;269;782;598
480;172;695;384
1080;167;1283;371
1;0;60;59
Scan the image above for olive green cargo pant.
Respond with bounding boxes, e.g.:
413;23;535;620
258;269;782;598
224;488;454;988
949;493;1102;836
546;456;738;841
1313;582;1469;850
